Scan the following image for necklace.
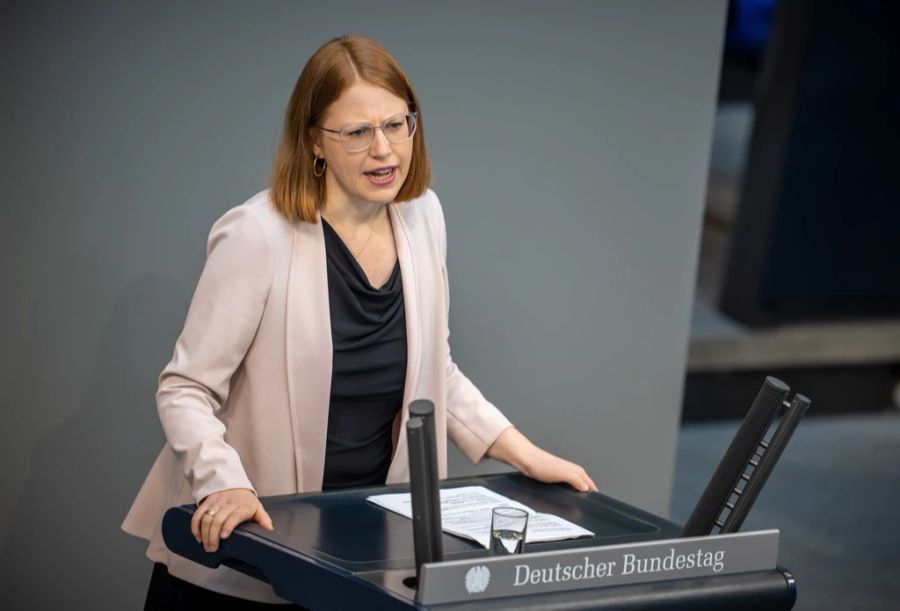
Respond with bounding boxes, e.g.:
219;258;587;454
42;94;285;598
322;214;375;260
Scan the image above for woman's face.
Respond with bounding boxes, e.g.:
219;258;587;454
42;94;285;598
313;81;414;210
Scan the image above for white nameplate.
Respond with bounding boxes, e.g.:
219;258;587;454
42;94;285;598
417;529;779;605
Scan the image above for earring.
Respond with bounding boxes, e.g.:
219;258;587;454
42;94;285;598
313;156;327;177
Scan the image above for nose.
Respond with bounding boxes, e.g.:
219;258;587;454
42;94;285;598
369;127;393;158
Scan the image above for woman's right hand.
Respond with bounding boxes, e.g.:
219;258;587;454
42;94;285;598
190;488;274;553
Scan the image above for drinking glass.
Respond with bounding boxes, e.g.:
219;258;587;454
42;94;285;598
490;507;528;555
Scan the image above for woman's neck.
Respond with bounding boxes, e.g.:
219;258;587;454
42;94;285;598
321;193;388;228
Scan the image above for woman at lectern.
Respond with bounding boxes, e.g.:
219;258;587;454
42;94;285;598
124;35;597;609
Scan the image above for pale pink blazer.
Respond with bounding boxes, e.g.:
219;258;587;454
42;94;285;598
121;188;513;602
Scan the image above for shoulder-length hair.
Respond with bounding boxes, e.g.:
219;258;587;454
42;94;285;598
270;35;431;223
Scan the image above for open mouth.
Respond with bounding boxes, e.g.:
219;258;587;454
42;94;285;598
364;166;397;185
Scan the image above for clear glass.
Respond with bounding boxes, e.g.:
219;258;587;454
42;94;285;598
320;112;417;152
490;506;528;555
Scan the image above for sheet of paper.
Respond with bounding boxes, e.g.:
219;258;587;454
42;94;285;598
366;485;594;549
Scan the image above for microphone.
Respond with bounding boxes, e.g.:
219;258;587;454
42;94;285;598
682;376;789;537
409;400;443;558
720;393;811;533
407;401;443;581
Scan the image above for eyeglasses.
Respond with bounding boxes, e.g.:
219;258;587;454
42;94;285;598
319;112;418;152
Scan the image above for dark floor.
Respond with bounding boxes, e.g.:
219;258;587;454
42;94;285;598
671;411;900;610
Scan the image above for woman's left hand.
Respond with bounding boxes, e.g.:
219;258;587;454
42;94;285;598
487;427;599;493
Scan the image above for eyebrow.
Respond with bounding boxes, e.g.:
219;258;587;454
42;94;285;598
334;111;407;127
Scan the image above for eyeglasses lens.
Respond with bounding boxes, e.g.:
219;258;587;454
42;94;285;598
341;114;416;151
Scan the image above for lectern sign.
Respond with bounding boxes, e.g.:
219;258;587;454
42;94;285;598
417;529;780;605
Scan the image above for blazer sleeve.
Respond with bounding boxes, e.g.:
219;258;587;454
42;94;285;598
156;205;273;503
432;193;514;463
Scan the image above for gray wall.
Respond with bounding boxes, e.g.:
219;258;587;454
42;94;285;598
0;1;725;608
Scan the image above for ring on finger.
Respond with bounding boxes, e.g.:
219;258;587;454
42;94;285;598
204;508;219;518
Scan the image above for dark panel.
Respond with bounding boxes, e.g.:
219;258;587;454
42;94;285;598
720;0;900;325
682;364;899;422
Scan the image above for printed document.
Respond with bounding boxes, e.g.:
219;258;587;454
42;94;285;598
367;485;594;549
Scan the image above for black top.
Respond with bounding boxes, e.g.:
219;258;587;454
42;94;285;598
321;219;407;490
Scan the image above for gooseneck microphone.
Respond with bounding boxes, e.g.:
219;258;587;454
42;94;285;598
406;400;443;581
682;376;789;537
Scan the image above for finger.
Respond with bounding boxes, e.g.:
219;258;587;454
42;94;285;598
573;465;598;493
221;499;268;539
560;472;584;491
575;467;597;492
254;504;274;531
220;507;249;540
570;469;591;492
200;510;213;549
204;506;235;552
200;508;221;551
191;508;203;542
192;502;214;542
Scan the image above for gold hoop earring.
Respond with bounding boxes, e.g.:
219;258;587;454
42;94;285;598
313;156;327;178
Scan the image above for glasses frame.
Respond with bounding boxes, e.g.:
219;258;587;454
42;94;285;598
318;112;418;153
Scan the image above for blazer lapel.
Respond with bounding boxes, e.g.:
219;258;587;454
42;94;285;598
285;217;332;492
386;203;422;484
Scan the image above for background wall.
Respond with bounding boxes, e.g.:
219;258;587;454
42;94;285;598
0;1;725;607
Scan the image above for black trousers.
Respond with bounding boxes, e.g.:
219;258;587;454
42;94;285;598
145;563;307;610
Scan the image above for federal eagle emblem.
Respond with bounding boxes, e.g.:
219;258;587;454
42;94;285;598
464;565;491;593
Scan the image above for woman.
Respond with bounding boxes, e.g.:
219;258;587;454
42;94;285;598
124;35;597;608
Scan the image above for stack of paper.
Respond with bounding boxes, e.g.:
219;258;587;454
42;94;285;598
366;485;594;549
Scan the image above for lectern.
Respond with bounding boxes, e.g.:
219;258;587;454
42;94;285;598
162;473;796;610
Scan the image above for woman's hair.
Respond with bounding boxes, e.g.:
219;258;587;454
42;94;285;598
270;35;431;223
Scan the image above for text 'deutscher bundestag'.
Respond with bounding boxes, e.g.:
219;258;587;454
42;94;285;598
417;529;780;605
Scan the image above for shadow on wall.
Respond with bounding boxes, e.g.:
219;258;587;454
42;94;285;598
0;274;184;610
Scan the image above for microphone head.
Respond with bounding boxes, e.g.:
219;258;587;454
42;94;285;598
763;376;790;393
409;399;435;419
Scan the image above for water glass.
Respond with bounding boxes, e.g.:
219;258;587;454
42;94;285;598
490;506;528;555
